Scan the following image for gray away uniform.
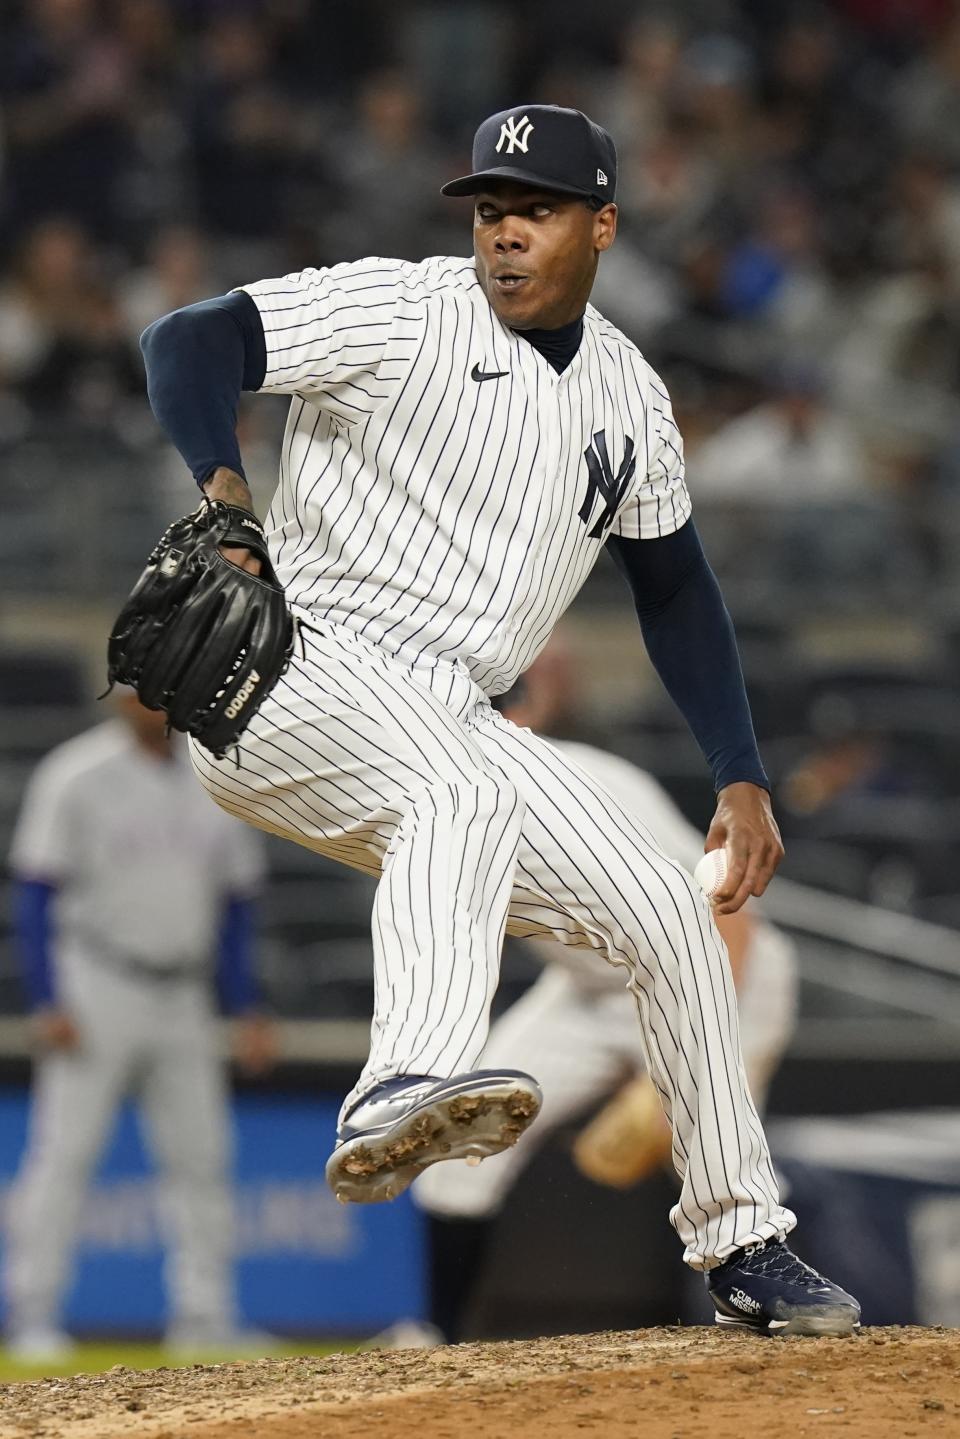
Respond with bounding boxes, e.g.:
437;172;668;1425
6;720;263;1342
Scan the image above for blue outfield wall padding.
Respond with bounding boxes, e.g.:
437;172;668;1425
0;1089;425;1334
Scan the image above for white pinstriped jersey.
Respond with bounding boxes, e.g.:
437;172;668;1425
242;256;691;695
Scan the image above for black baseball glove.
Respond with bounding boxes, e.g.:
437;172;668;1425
107;499;295;757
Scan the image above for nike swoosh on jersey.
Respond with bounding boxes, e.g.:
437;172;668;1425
471;363;509;382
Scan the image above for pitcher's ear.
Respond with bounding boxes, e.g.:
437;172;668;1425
593;203;618;252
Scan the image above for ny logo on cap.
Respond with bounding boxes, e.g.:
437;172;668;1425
496;114;534;155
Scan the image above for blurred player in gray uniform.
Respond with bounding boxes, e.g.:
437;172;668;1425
4;692;275;1361
415;646;797;1340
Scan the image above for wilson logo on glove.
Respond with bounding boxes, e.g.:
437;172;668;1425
224;671;261;720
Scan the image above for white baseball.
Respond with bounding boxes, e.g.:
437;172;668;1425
694;849;728;900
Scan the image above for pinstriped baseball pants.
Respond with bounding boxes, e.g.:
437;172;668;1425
189;617;795;1267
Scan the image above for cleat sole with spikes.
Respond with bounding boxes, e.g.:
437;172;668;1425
326;1073;541;1205
715;1308;860;1338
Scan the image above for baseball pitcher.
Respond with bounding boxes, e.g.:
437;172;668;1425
119;104;859;1335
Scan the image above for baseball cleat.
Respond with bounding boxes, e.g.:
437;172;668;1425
326;1069;542;1204
706;1238;861;1337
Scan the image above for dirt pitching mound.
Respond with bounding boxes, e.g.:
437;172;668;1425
0;1327;956;1439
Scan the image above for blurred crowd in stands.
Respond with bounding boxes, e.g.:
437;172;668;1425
1;0;960;505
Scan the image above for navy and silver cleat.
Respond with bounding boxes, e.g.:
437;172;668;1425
325;1069;543;1204
706;1238;861;1337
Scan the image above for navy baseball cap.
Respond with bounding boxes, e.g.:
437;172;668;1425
441;104;617;206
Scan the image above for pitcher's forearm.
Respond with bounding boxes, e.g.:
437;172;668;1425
608;524;768;794
203;467;256;513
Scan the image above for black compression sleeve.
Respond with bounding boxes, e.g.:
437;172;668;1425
607;521;769;793
140;290;267;489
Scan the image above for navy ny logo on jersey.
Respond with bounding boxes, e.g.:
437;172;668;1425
578;431;636;538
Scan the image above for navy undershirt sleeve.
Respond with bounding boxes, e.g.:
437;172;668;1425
607;521;769;793
13;879;57;1009
140;290;267;489
215;895;261;1014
